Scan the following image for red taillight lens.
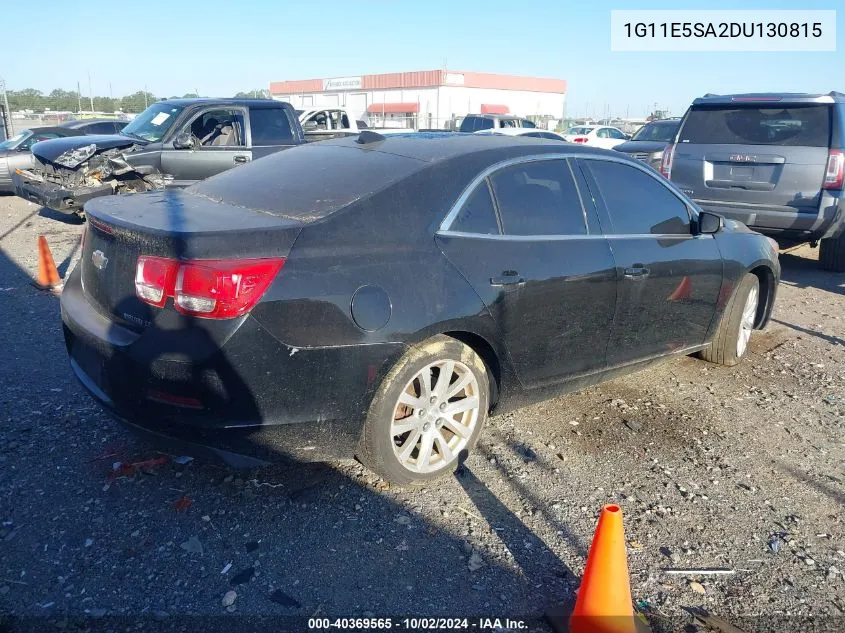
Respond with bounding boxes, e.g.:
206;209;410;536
573;137;589;143
135;256;179;307
823;149;844;190
135;256;284;319
660;143;675;179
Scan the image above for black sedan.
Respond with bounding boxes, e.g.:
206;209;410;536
0;126;84;192
61;133;779;485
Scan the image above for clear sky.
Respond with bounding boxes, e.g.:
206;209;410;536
0;0;841;118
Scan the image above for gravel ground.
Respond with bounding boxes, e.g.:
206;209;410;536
0;194;843;632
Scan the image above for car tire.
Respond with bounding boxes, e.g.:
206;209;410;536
819;234;845;272
699;273;760;367
358;335;489;486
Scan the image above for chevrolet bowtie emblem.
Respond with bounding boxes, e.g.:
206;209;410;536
91;250;109;271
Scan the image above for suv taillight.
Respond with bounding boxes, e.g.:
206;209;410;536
660;143;675;179
823;150;844;190
135;256;284;319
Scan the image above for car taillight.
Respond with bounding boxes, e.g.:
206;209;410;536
660;143;675;179
823;150;844;190
135;256;284;319
573;137;589;143
135;256;179;307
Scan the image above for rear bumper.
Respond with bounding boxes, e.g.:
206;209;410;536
60;266;406;464
13;172;112;213
694;194;844;242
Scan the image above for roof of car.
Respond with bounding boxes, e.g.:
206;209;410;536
323;131;620;163
157;98;289;108
693;92;845;105
465;113;528;120
27;126;85;136
60;118;125;128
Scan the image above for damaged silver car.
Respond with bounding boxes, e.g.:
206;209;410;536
13;98;305;217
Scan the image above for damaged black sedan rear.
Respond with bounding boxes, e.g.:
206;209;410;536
13;98;305;217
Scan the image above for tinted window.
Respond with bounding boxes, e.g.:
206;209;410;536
586;160;690;235
522;119;536;128
191;143;425;220
87;122;118;134
490;160;586;236
607;128;626;139
476;118;494;131
680;105;831;147
632;122;679;142
451;182;499;234
249;108;294;144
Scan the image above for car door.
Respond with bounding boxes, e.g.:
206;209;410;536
578;157;723;367
436;156;617;387
249;106;300;160
160;107;251;186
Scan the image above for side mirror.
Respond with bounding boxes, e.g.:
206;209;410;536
698;211;724;234
303;121;319;132
173;133;195;150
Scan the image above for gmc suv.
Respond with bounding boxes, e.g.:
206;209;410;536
663;92;845;271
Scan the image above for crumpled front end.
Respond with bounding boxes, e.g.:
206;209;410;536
14;146;168;214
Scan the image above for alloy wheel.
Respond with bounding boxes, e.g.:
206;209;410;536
390;360;480;474
737;285;758;357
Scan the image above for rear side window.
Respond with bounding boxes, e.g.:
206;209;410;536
451;182;500;234
87;122;117;134
476;118;494;131
490;159;586;236
586;160;690;235
250;108;294;144
680;105;831;147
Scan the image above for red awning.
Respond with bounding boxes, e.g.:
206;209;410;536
366;102;420;114
480;104;510;115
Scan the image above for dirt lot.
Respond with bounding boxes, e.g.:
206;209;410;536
0;193;843;632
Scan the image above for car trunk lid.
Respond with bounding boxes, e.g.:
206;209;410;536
670;103;831;223
81;189;303;331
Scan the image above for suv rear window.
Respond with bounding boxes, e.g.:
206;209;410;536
680;105;831;147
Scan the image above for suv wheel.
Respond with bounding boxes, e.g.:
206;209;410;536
820;234;845;272
359;335;489;486
698;273;759;366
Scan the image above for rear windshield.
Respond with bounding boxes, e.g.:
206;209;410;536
189;143;426;220
680;105;831;147
632;122;679;142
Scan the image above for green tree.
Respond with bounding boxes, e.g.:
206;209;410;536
7;88;44;112
92;96;118;113
120;91;156;113
182;92;200;98
233;89;268;99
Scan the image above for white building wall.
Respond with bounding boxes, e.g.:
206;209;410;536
273;87;565;128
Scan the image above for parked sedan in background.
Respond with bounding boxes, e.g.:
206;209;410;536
563;125;628;148
613;118;681;170
61;134;778;485
474;127;567;141
0;126;85;193
60;118;129;135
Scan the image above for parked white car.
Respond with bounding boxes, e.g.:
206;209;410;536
562;125;628;149
474;128;567;141
296;108;412;141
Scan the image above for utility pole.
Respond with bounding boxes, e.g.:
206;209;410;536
76;81;82;113
144;85;148;109
0;78;11;140
88;71;94;112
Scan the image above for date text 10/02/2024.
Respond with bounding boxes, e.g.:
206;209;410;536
307;618;528;630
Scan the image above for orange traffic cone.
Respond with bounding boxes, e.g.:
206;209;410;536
569;504;636;633
35;235;62;291
667;276;692;302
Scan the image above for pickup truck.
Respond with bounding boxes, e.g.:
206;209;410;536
297;107;412;142
14;98;305;217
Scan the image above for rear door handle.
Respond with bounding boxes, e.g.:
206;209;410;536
623;265;650;279
233;155;250;164
490;271;525;287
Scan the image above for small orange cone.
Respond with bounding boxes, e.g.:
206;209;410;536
569;504;636;633
667;275;693;302
35;235;62;291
